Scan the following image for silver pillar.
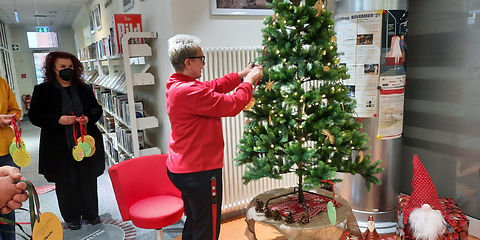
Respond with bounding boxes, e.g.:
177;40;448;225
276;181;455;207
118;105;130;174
333;0;408;234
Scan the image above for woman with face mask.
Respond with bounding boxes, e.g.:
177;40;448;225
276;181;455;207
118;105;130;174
28;51;105;230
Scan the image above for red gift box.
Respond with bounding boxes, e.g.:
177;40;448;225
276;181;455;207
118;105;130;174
397;195;469;240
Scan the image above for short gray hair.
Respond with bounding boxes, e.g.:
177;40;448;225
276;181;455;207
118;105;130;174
168;34;202;72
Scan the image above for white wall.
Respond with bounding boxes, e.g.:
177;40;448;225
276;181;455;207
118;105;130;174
72;0;265;153
9;27;77;112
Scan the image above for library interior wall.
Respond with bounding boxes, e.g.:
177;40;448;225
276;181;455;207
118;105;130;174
9;27;76;112
72;0;265;153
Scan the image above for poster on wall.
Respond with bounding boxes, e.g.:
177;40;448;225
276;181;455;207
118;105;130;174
335;11;382;118
94;4;102;31
380;10;408;76
378;88;405;139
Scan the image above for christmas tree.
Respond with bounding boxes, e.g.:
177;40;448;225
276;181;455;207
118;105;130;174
235;0;383;203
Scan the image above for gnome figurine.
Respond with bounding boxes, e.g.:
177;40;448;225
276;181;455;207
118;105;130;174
402;155;454;240
362;215;380;240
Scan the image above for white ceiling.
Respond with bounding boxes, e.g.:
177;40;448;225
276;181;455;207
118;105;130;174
0;0;90;31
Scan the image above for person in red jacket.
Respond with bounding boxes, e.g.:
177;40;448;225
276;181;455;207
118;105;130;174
166;34;263;240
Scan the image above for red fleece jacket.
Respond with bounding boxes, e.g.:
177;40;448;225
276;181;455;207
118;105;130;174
166;72;252;173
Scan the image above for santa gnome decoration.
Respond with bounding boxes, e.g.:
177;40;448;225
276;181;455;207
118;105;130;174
402;154;455;240
363;215;380;240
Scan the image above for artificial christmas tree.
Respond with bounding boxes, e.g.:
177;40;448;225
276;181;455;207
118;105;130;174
235;0;384;217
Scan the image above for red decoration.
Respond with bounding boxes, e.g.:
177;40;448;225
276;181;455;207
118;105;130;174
397;195;469;240
402;155;454;226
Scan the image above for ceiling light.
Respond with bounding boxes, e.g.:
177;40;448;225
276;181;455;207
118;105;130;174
13;0;19;23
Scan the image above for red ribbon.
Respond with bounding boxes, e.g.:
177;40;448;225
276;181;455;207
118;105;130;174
72;113;78;146
253;46;268;90
79;115;87;142
10;115;22;149
321;180;336;205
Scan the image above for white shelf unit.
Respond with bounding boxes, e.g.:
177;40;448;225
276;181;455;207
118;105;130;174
82;31;161;164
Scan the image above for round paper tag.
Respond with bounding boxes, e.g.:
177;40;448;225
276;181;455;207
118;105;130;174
12;148;31;167
9;142;26;156
32;212;63;240
72;146;85;162
79;135;96;149
78;142;92;158
87;146;96;158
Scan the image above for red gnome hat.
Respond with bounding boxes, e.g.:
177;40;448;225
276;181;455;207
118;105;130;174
402;154;453;226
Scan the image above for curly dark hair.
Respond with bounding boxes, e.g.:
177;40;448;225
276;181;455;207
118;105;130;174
43;51;84;84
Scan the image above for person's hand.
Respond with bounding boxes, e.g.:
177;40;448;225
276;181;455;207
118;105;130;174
0;114;14;128
238;62;257;79
58;115;77;125
244;66;264;85
0;181;28;214
76;116;89;124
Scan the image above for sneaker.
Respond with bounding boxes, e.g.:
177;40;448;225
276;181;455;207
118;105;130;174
67;221;81;230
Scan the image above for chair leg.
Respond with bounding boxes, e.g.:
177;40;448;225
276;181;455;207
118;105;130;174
156;228;163;240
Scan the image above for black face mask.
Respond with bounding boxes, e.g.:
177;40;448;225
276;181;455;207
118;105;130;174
59;68;74;81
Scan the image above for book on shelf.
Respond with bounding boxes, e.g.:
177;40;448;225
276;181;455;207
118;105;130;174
113;14;144;55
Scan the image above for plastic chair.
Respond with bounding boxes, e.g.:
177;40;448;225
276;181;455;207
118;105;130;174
109;154;184;239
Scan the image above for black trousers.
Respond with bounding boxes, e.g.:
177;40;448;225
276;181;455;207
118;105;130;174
167;168;223;240
55;176;99;223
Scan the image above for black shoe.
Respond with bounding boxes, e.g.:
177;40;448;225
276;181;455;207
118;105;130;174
67;221;81;230
88;216;101;225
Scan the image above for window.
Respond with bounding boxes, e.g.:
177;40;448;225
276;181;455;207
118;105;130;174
27;32;58;48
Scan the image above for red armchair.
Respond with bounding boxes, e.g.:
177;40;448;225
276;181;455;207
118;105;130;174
109;154;184;239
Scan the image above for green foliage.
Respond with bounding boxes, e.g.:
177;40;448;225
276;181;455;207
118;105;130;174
235;0;383;191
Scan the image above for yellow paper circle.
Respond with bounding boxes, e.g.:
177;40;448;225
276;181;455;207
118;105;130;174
9;142;26;156
32;212;63;240
72;146;85;162
376;135;382;140
12;148;31;167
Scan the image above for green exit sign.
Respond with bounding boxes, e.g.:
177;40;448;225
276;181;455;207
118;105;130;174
36;26;49;32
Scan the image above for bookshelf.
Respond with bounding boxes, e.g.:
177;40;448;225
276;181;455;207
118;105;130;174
81;31;161;165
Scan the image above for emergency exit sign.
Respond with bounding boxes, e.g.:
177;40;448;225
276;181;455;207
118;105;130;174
36;26;49;32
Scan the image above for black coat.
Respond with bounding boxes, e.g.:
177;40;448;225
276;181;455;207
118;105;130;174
28;82;105;183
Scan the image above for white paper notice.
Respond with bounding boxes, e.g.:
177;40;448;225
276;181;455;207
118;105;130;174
379;75;406;89
378;88;405;139
355;86;378;118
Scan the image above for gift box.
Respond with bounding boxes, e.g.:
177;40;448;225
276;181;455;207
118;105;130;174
397;194;469;240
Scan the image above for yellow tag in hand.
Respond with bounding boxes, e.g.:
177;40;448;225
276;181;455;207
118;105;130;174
12;148;31;167
72;146;85;162
9;142;26;156
32;212;63;240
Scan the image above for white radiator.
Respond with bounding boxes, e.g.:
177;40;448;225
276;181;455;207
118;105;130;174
201;47;297;213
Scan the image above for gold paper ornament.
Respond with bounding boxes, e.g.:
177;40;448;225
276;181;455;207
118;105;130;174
265;79;274;91
358;151;364;163
269;114;272;125
32;212;63;240
331;36;337;42
72;146;85;162
377;135;382;140
321;129;335;144
314;0;324;17
245;119;251;125
12;148;31;167
272;13;278;23
323;66;331;72
244;97;255;111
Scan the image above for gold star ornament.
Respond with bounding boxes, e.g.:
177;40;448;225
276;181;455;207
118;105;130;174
321;129;335;144
331;36;337;42
265;79;274;91
244;97;255;111
272;13;278;23
314;0;324;17
323;66;331;72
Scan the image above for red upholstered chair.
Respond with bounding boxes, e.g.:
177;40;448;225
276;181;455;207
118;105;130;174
108;154;184;240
